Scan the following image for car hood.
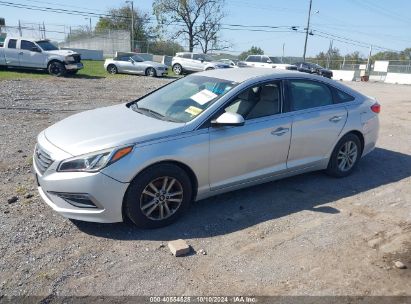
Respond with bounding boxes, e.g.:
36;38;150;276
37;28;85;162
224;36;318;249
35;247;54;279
44;104;185;156
44;49;79;57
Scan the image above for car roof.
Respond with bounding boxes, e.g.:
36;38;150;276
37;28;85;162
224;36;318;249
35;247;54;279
195;68;301;83
194;68;361;96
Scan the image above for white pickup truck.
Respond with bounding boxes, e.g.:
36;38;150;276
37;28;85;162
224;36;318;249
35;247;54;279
0;37;83;76
241;55;297;70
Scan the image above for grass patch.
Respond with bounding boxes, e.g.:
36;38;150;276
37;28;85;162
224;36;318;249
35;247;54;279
0;60;108;80
0;60;180;80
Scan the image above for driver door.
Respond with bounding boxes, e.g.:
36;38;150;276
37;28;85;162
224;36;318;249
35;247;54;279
208;81;292;190
19;40;47;68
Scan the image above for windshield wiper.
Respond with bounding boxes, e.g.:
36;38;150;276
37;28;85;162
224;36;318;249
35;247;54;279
131;104;183;123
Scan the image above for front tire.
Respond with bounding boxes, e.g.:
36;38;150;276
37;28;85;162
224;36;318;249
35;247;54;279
48;61;66;77
145;67;157;77
124;164;192;228
205;67;215;71
326;134;361;177
172;64;183;75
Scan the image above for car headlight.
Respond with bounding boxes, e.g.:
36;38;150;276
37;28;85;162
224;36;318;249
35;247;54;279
57;146;134;172
65;55;75;63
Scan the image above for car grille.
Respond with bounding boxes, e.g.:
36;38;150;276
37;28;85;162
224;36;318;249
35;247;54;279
34;145;54;175
72;54;81;63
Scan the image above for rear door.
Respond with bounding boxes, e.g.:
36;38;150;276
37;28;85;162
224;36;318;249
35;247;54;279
3;39;20;66
285;79;348;169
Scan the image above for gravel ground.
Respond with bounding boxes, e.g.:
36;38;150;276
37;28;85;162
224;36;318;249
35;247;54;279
0;76;410;297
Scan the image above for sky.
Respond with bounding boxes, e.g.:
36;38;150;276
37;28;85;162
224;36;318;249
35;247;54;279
1;0;410;58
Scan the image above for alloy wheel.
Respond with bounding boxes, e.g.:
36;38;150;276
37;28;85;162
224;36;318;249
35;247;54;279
173;64;182;75
337;140;358;172
140;176;184;221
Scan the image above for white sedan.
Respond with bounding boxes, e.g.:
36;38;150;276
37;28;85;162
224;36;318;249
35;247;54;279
104;55;168;77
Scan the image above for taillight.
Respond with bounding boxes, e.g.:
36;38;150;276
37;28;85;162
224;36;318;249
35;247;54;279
371;103;381;114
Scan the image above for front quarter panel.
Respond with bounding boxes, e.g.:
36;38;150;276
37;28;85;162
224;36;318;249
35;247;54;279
101;129;210;198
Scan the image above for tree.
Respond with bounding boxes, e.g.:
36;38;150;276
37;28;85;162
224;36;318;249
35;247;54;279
148;40;184;55
95;5;150;50
238;46;264;60
153;0;226;53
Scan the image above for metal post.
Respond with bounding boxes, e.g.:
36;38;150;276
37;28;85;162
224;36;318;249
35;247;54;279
89;18;92;33
302;0;312;61
281;43;285;63
43;21;46;39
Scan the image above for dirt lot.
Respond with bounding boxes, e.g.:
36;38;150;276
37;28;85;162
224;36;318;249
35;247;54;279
0;76;410;297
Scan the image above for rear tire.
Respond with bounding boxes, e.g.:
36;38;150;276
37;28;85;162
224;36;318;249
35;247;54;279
48;61;66;77
124;164;192;228
172;64;183;75
326;133;361;178
206;67;214;71
107;64;118;74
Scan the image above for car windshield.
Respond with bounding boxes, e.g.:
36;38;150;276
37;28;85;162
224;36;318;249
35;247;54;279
131;75;238;123
36;40;58;51
131;55;144;62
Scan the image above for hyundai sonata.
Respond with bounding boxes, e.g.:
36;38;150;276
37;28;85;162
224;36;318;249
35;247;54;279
33;68;380;228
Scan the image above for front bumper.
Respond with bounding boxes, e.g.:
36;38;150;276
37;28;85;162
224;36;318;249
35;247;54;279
33;134;128;223
65;62;84;71
156;67;168;76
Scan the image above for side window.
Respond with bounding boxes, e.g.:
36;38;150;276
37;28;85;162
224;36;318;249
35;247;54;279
247;56;260;62
182;53;191;59
8;39;17;49
335;89;355;103
193;54;204;61
21;40;36;51
224;82;281;120
289;80;333;111
262;56;270;63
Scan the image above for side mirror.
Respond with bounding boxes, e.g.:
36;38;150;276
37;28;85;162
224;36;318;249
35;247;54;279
211;112;245;127
129;58;135;64
267;60;272;63
32;47;41;52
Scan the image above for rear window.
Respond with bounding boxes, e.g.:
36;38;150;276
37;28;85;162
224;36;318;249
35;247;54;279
8;39;17;49
335;89;355;103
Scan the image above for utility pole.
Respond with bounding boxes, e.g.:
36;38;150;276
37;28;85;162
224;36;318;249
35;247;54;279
18;20;22;37
302;0;312;61
43;21;46;39
126;1;134;52
281;43;285;63
366;45;373;74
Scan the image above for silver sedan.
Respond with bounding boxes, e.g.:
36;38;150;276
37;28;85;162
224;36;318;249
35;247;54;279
104;55;168;77
33;68;380;228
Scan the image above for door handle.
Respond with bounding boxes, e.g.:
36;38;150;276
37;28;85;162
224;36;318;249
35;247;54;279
329;116;343;123
271;127;289;136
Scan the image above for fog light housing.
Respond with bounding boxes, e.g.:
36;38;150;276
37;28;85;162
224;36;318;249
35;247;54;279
48;192;97;208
